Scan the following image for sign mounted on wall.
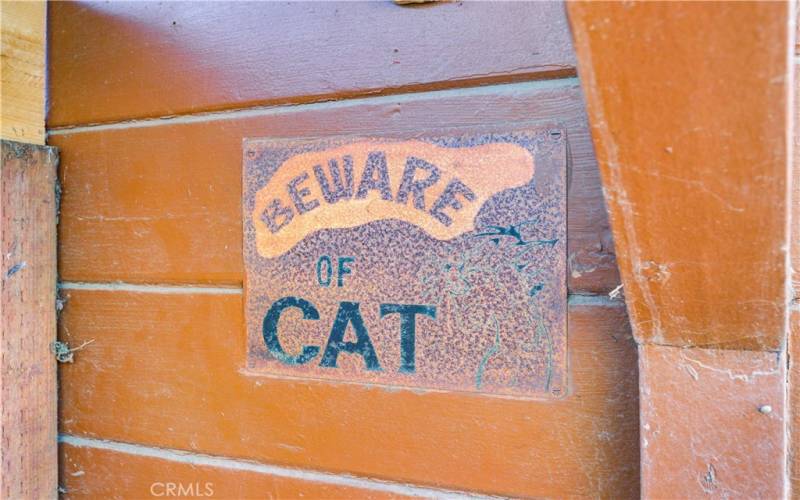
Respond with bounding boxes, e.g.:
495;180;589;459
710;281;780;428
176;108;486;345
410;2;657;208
243;128;567;398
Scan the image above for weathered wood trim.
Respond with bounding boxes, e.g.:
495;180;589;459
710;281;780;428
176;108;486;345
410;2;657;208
1;140;59;498
568;1;792;351
567;1;794;496
789;39;800;497
639;344;785;498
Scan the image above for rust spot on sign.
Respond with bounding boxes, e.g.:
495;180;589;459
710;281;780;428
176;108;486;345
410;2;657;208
243;129;567;398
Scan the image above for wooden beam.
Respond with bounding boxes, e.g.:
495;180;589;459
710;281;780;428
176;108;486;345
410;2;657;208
568;1;791;351
789;29;800;495
1;1;56;496
1;140;58;498
1;1;46;144
567;1;793;496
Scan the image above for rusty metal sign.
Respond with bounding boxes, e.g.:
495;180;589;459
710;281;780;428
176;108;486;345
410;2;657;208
243;129;567;398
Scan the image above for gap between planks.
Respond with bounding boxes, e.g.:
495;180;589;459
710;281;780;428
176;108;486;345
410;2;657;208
59;434;503;500
58;281;625;307
47;77;581;136
58;282;242;295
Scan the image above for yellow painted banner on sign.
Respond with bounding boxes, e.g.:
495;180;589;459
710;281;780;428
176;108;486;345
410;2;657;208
250;141;534;258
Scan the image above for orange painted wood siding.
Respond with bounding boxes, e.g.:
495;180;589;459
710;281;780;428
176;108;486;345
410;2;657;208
58;291;638;497
61;442;417;499
48;2;576;127
49;83;617;293
50;2;637;497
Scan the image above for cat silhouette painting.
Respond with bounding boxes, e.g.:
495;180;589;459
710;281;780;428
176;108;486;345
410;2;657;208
416;218;561;394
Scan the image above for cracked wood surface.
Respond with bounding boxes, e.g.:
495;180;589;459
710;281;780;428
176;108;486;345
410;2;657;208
568;1;792;350
47;1;576;128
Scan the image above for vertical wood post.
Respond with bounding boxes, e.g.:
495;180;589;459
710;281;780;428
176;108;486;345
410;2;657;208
567;2;794;497
2;0;55;496
1;141;58;498
789;26;800;493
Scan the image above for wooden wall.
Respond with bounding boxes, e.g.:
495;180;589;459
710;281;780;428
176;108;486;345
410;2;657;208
49;2;637;497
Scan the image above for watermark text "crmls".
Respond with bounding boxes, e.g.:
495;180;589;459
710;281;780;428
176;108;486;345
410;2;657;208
150;482;214;497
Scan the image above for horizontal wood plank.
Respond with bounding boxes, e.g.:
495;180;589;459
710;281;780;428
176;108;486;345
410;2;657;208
57;290;639;498
48;1;576;127
60;442;411;499
50;82;619;293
